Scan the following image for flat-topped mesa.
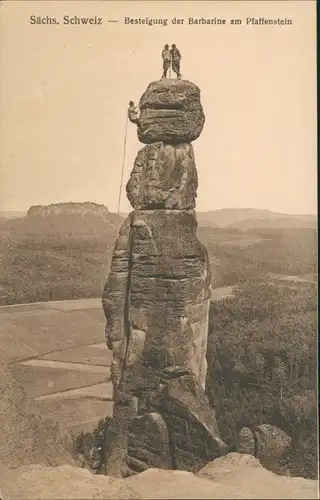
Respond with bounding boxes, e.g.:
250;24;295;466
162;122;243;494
137;79;205;144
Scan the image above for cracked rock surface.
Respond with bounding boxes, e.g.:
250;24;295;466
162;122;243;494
102;79;225;477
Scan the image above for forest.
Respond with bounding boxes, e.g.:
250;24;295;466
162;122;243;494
0;226;316;305
203;227;317;287
206;280;317;479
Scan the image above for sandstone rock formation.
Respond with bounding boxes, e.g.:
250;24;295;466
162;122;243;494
235;424;292;476
27;202;112;218
127;412;172;472
126;143;198;210
254;424;292;474
237;427;255;455
102;78;227;477
0;464;139;500
1;454;318;500
137;80;205;144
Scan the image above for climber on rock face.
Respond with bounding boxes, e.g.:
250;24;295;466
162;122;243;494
161;44;171;79
102;78;227;478
128;101;140;124
170;44;182;79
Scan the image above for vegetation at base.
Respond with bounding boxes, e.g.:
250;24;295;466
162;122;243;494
73;416;112;471
206;280;317;479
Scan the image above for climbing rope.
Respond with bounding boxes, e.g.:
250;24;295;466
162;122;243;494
116;112;129;231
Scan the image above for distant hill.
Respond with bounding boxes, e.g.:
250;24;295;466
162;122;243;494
0;210;27;219
196;208;316;229
195;217;219;229
0;202;316;306
229;217;317;230
0;202;123;236
27;202;112;219
21;205;314;231
118;212;131;220
0;202;122;305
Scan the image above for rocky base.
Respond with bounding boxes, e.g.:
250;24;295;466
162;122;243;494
1;454;318;499
124;374;228;476
236;424;292;475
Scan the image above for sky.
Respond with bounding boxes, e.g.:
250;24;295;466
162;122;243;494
0;0;317;214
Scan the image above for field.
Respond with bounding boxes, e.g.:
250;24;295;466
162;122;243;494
35;397;114;434
0;299;113;432
0;283;242;434
10;364;109;399
41;343;112;366
1;311;104;355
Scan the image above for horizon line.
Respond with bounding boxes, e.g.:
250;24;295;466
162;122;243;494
0;203;317;217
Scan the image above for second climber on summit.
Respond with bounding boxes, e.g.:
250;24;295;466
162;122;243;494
170;44;182;79
161;44;172;79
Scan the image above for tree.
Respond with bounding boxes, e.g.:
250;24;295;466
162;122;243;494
206;280;317;478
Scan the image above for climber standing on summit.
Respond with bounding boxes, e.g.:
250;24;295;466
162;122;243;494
170;44;182;79
161;44;171;79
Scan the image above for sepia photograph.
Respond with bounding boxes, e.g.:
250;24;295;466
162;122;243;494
0;0;318;498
